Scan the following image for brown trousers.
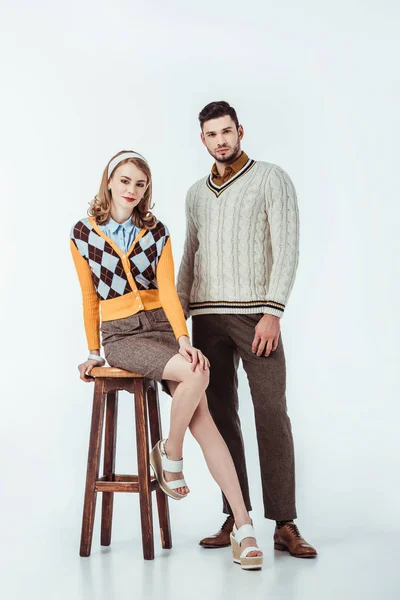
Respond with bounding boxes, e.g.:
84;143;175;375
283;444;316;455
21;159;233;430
192;313;297;521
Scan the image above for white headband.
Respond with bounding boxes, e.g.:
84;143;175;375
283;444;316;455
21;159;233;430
107;151;148;178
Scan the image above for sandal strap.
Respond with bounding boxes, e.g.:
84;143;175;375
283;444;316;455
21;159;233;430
160;440;183;473
234;523;256;546
161;455;183;473
168;478;187;490
240;546;261;559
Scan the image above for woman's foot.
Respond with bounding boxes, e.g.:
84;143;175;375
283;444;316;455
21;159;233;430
231;522;264;570
236;522;262;558
149;439;190;500
240;536;263;557
163;440;190;496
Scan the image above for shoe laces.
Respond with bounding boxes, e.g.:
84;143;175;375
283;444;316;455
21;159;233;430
221;515;234;530
286;522;301;538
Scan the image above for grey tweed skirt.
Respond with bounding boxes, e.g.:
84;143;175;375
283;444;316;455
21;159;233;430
101;308;179;390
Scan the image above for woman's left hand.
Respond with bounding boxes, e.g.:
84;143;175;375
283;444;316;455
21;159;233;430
178;336;210;372
78;358;104;382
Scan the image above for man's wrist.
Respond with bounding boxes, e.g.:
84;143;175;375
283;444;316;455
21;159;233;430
261;313;280;321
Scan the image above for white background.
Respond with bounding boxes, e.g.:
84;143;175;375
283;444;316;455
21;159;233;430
0;1;399;598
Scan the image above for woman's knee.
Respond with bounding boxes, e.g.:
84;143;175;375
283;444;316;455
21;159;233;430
181;364;210;391
163;353;209;389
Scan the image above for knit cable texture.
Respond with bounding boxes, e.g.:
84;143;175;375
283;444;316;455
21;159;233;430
177;162;299;318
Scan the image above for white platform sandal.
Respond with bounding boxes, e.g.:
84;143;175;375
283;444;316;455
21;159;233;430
149;439;189;500
230;523;263;570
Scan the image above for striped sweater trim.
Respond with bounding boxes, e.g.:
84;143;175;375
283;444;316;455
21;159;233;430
206;159;256;197
190;300;285;312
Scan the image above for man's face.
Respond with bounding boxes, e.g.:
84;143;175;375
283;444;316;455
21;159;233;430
201;115;244;163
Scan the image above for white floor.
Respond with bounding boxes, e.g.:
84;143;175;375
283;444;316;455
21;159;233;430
3;500;399;600
2;375;400;600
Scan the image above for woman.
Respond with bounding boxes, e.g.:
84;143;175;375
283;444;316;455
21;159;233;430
70;150;263;570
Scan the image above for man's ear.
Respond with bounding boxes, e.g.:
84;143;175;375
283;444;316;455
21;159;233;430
200;132;206;147
238;125;244;141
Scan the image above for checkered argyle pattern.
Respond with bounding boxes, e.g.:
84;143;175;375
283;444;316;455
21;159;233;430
70;218;169;300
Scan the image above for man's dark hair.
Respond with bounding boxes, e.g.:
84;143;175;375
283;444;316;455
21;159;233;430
198;101;239;130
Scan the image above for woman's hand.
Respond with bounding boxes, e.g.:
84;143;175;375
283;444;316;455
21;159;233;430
78;358;105;382
178;336;210;372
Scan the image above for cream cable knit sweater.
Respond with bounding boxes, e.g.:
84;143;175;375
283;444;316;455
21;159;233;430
177;159;299;319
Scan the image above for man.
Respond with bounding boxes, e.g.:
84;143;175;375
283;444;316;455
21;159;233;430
177;101;317;558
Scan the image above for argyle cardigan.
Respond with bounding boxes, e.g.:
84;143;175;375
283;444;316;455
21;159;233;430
70;216;188;350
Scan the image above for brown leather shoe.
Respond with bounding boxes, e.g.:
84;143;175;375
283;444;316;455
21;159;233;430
274;522;317;558
199;515;234;548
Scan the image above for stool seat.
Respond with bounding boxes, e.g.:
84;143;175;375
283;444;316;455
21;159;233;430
91;366;142;378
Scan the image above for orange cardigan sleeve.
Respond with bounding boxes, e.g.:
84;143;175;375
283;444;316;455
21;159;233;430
70;239;101;350
157;237;189;340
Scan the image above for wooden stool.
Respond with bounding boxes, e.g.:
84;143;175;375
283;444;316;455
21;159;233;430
79;367;172;560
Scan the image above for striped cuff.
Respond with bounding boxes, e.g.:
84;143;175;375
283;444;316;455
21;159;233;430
262;305;285;318
262;300;285;317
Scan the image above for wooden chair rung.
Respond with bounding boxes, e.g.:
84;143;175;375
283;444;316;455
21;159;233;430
96;481;139;493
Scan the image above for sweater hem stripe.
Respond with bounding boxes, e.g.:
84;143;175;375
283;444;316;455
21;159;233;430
189;300;285;313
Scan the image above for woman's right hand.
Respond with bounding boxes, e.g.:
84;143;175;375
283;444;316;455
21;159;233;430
178;336;210;372
78;359;104;382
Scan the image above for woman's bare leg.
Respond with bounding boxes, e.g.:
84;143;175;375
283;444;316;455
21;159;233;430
160;353;210;496
188;393;261;557
163;366;262;557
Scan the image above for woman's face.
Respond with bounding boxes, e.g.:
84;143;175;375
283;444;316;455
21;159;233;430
108;161;148;211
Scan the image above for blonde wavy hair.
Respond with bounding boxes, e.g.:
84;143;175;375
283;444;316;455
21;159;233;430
88;150;157;229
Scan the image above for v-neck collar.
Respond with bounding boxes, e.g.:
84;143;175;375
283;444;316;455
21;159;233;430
88;216;146;257
206;158;256;197
211;151;249;184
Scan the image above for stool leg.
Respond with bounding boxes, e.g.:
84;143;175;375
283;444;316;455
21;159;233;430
147;382;172;550
80;378;106;557
101;390;118;546
134;378;154;560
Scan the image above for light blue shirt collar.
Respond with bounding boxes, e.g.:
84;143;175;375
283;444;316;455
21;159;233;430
107;216;136;235
99;215;141;254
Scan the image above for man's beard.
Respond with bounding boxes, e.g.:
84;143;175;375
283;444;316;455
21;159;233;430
207;139;241;164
